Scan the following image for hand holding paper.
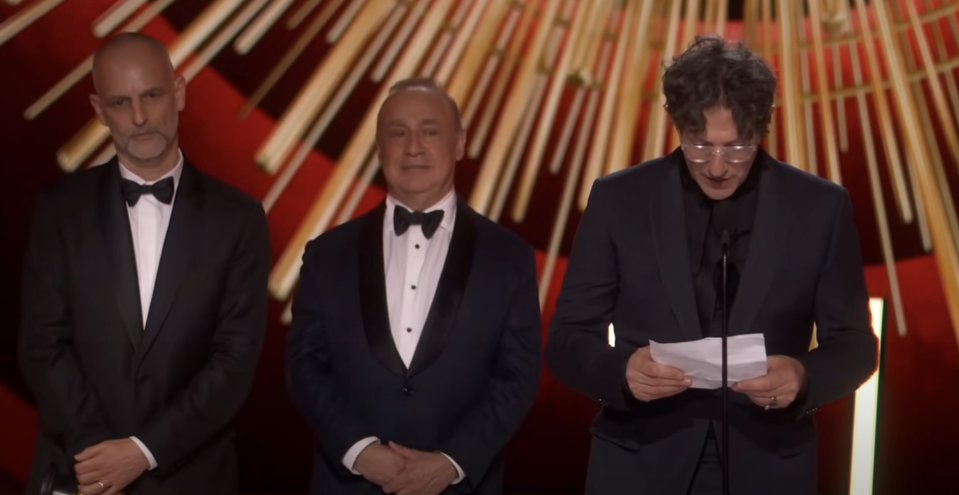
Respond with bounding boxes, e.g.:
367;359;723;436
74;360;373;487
649;334;768;389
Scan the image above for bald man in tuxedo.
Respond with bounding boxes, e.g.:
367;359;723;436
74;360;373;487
19;33;270;495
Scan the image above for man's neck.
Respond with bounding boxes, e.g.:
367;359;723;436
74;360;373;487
119;146;180;182
390;187;454;212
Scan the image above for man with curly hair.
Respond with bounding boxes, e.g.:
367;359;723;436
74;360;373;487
546;35;878;494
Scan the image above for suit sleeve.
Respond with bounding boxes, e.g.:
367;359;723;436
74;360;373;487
795;191;878;415
545;179;636;411
285;239;375;476
438;244;542;491
137;201;270;470
18;190;115;459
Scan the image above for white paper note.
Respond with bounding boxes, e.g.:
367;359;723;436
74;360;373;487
649;334;768;389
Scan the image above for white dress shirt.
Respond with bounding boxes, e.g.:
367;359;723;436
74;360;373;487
341;189;465;484
118;151;184;471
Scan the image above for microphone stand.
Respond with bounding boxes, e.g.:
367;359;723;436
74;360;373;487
720;229;731;495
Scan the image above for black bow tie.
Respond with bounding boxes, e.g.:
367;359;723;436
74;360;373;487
121;177;175;206
393;206;444;239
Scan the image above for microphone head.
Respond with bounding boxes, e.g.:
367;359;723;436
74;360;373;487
712;200;736;247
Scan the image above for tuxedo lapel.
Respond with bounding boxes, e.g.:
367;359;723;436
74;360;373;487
98;160;144;349
359;203;407;376
138;163;203;362
407;198;477;377
728;155;787;336
650;155;703;342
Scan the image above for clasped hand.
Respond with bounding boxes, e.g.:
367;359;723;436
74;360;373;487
74;438;148;495
354;442;458;495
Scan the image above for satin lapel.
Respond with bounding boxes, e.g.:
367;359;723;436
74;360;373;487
138;163;203;362
650;158;703;342
728;156;787;336
407;198;477;377
359;203;407;376
98;160;143;349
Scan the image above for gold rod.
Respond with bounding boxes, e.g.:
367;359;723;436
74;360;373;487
467;2;535;158
434;0;492;84
182;0;272;81
0;0;66;48
642;0;683;162
573;0;636;222
327;0;368;43
92;0;147;38
372;0;428;82
24;0;177;120
254;0;392;174
603;0;654;177
233;0;296;54
777;0;808;169
237;0;344;119
808;0;843;183
468;0;562;215
287;0;326;29
511;0;588;215
848;32;908;337
260;2;407;213
851;0;914;223
798;2;819;176
446;0;511;118
459;4;520;128
902;0;959;254
870;0;959;344
762;0;777;157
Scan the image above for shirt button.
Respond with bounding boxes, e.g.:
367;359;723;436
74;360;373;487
406;327;412;333
403;386;412;396
411;285;416;290
415;244;420;249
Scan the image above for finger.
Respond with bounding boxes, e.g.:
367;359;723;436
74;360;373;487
643;362;687;381
78;482;106;495
382;474;408;493
733;376;775;393
388;442;416;458
76;470;105;485
75;445;102;462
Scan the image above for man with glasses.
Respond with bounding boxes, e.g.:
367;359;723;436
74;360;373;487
545;36;877;495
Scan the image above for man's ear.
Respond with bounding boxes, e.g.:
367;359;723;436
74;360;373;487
89;94;106;125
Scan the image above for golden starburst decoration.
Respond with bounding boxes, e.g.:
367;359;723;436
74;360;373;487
5;0;959;346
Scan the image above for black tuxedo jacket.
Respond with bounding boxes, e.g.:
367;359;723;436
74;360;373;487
18;159;270;495
286;198;541;495
545;151;878;495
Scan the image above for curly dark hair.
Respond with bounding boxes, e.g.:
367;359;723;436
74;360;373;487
662;35;776;142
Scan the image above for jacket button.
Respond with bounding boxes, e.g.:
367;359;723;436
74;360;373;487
402;386;411;396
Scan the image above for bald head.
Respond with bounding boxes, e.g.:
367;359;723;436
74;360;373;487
92;33;174;93
89;33;185;179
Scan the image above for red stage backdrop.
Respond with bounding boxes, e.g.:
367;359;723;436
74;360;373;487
1;2;958;494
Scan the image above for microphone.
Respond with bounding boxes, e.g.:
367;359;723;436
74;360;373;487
713;200;734;495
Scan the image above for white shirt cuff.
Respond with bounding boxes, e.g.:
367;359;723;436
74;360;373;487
342;437;380;474
129;436;157;470
438;451;465;484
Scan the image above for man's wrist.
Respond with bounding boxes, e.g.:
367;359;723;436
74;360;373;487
129;437;157;470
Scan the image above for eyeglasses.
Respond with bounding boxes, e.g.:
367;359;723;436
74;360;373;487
681;143;757;164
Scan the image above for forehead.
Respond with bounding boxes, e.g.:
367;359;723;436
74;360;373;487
378;89;456;126
686;107;743;143
93;46;173;94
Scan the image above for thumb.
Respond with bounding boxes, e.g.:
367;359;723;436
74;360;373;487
388;441;414;456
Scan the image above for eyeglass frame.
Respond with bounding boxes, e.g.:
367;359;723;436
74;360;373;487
680;142;759;164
